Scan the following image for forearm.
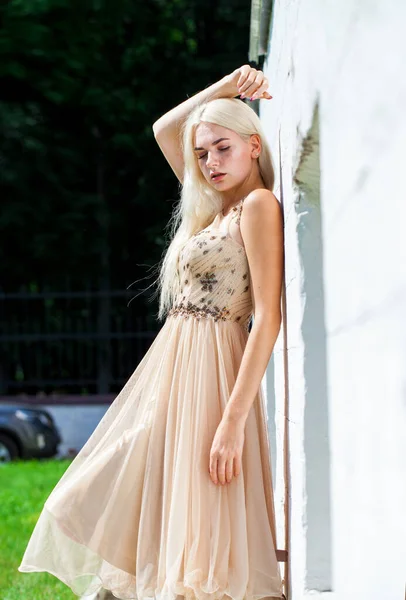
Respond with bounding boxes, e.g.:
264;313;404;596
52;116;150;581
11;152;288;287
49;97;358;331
222;313;282;425
152;77;230;135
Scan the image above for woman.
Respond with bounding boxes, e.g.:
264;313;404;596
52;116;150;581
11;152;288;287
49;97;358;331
18;64;285;600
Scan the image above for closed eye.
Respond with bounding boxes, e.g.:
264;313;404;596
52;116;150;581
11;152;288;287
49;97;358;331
197;147;230;160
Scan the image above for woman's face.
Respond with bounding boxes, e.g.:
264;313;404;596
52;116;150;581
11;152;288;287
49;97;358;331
193;122;260;191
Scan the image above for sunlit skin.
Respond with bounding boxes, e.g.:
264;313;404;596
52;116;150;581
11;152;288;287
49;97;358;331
193;122;267;215
193;123;284;487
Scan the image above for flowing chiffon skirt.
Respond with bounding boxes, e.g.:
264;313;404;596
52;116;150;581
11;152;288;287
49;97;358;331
18;314;284;600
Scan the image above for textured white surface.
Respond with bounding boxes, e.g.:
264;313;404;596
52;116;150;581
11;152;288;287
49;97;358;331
261;1;406;599
43;404;109;457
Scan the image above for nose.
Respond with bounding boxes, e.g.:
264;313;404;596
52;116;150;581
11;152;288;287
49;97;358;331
206;151;219;170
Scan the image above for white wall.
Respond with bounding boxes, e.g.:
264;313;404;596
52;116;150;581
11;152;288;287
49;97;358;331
42;404;110;458
262;1;406;599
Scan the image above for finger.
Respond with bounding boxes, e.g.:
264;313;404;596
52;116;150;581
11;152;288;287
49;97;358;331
236;64;252;89
238;69;260;95
239;73;261;97
225;458;234;484
250;79;271;100
217;458;226;485
233;455;242;478
249;92;273;101
247;90;273;102
209;456;219;485
239;71;263;97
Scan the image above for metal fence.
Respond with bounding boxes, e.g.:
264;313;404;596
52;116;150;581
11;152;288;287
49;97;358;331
0;290;159;396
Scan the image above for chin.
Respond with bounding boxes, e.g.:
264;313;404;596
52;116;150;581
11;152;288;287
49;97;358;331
210;179;232;189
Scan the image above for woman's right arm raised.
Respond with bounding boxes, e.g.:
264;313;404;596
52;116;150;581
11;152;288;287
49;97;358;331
152;65;272;184
152;76;232;184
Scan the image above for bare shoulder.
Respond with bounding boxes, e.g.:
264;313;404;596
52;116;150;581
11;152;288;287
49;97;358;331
242;188;282;223
240;189;284;267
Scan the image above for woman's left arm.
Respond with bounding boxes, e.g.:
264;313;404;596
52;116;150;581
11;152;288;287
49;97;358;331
209;189;284;486
223;189;284;425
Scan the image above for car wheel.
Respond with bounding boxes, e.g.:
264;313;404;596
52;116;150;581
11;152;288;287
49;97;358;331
0;434;19;464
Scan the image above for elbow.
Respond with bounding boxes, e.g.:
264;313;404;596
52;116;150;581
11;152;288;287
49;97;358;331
152;121;161;137
254;309;282;334
152;117;172;138
152;116;168;137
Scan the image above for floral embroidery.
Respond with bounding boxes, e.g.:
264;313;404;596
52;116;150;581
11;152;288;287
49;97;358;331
200;272;218;292
170;200;252;332
168;301;231;322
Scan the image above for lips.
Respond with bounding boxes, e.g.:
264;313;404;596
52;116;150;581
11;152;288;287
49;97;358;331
211;172;226;181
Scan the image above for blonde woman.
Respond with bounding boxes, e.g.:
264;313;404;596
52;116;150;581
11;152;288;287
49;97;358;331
18;64;285;600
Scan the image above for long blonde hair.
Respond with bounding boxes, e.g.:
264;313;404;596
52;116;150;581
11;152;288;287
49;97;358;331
137;97;275;321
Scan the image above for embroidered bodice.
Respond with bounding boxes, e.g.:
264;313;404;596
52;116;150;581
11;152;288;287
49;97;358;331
168;197;253;331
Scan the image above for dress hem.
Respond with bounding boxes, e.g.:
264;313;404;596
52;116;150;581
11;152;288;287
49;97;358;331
18;564;285;600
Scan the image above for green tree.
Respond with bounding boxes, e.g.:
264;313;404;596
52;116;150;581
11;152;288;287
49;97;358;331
0;0;251;300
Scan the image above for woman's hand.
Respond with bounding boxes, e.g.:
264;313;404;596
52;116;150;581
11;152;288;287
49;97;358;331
221;64;273;101
209;415;246;485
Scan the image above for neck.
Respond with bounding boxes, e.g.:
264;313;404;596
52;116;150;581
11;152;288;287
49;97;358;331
220;168;266;213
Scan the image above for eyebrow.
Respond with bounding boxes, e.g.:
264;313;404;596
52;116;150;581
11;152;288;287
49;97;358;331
193;137;230;151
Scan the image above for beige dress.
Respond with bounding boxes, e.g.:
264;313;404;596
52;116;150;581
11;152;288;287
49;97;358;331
18;196;284;600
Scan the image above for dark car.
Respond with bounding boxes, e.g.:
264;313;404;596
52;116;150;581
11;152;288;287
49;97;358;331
0;403;62;463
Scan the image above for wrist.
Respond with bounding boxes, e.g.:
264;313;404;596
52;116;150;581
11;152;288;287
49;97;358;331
222;404;248;426
212;76;237;100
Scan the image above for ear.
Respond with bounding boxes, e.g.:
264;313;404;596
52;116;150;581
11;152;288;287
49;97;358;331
249;133;262;158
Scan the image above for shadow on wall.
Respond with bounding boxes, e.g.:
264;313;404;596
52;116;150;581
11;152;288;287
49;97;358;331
294;103;333;592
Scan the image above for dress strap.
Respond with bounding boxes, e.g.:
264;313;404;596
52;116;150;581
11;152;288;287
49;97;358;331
222;195;247;245
229;195;246;227
214;195;247;236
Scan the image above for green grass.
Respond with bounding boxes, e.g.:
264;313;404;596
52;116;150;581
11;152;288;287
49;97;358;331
0;459;78;600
